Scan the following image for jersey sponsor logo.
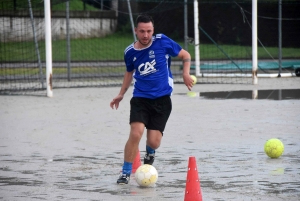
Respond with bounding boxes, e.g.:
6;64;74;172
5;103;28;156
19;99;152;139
138;59;157;76
133;57;136;62
149;50;155;58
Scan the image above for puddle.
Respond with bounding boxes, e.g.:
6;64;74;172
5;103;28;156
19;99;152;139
181;89;300;100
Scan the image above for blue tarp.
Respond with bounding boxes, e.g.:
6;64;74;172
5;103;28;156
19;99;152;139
187;60;300;70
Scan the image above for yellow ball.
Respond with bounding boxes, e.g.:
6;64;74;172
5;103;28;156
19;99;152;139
187;91;198;97
190;75;197;85
264;138;284;158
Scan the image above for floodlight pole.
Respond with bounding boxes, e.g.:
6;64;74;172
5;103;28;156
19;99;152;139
28;0;44;89
66;0;71;81
184;0;188;51
252;0;258;85
127;0;136;41
278;0;282;77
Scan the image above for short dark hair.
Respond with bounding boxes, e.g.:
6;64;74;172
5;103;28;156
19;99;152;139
136;14;154;27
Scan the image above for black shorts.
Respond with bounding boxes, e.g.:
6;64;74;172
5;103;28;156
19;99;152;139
130;96;172;135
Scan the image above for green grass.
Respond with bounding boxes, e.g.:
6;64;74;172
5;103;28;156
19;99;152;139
0;0;98;11
51;0;99;11
1;33;299;62
0;66;125;76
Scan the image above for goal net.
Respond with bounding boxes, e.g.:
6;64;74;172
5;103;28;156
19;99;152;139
1;0;299;94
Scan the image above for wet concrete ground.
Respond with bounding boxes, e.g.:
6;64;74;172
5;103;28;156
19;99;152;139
0;78;299;200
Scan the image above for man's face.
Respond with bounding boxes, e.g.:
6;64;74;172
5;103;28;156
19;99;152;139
135;22;154;47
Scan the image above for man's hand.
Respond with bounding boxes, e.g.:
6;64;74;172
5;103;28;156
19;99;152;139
110;95;124;109
183;74;194;91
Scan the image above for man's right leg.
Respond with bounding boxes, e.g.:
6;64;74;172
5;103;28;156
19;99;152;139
117;122;145;184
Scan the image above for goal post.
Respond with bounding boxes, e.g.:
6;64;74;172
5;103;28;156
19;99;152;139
252;0;258;85
194;0;258;85
44;0;53;97
193;0;200;77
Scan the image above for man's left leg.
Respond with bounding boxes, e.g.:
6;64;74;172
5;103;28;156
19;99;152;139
144;96;172;165
144;130;162;165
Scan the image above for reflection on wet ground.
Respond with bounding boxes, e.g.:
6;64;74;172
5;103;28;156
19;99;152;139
1;146;299;200
1;85;299;201
180;89;300;100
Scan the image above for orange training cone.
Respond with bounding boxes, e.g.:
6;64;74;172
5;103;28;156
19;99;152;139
131;150;141;173
184;156;202;201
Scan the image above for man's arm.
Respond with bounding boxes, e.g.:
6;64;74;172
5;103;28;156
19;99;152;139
119;71;134;96
110;70;134;109
177;49;194;91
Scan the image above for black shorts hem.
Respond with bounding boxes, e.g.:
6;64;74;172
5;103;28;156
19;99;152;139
129;96;172;134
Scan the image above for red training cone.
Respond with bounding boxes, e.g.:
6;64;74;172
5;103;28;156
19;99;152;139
184;156;202;201
131;149;141;173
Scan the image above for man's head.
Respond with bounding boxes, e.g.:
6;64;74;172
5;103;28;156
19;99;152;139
135;14;154;27
135;14;154;47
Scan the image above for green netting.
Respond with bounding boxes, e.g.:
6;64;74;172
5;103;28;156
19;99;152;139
1;0;300;94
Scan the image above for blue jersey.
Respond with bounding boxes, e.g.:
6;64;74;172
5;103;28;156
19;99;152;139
124;34;182;99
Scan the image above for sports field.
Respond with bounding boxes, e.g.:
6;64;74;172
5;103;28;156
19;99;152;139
0;78;299;201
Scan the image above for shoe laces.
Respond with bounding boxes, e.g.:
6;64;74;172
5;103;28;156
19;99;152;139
120;173;129;178
145;153;155;159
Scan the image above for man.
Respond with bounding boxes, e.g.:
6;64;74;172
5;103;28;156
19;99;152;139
110;14;194;184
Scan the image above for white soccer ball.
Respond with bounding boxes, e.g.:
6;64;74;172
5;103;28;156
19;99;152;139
134;164;158;187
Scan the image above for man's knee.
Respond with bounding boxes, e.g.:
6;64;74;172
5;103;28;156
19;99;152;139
148;141;160;149
129;122;144;141
147;131;162;149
